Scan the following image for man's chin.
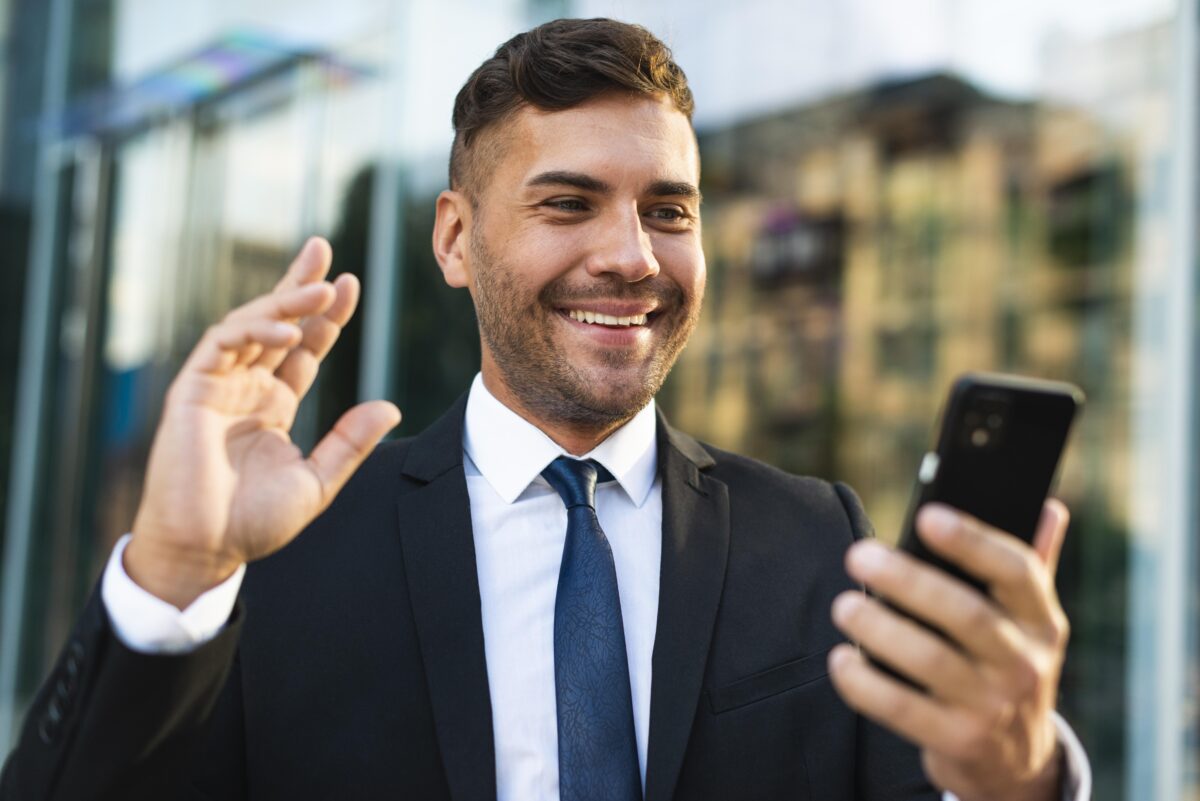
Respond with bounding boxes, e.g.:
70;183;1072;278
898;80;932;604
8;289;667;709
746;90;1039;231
557;369;660;421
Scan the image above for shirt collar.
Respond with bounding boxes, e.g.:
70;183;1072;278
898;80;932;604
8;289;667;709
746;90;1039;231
462;372;658;507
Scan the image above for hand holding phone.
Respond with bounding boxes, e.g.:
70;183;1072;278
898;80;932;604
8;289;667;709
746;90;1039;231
828;372;1083;800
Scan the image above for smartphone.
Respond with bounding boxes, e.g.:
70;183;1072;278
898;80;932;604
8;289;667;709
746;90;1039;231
896;372;1085;592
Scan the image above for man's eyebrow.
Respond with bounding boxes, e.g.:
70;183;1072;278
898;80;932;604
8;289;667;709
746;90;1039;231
647;180;701;202
524;171;701;203
525;171;613;193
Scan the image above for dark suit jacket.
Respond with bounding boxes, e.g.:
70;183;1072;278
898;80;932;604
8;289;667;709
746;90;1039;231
1;396;936;800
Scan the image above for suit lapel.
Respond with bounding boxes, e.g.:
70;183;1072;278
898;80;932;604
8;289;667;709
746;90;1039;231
397;396;497;801
645;416;730;801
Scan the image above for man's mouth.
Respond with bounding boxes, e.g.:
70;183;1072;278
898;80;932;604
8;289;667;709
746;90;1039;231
564;308;650;327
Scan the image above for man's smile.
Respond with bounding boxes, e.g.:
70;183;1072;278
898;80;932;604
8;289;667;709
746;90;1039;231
565;309;649;327
554;299;666;341
556;306;659;346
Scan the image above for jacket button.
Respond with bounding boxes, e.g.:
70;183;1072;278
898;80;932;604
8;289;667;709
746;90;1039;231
37;700;63;745
65;641;83;673
46;697;63;725
54;678;71;707
37;716;55;744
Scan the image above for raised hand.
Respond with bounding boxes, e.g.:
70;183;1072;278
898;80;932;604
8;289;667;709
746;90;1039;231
829;501;1072;801
124;238;401;609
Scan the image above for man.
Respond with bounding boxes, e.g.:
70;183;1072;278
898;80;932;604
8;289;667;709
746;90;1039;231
2;18;1087;801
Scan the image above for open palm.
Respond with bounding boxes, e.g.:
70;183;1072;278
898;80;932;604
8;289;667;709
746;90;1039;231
126;239;400;608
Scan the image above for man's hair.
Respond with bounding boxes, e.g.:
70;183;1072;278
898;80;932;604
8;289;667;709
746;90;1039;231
449;17;695;198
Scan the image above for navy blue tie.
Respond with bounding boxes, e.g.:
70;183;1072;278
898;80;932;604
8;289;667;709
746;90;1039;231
542;457;642;801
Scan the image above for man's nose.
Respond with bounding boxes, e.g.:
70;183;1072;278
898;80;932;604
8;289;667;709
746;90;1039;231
585;207;660;282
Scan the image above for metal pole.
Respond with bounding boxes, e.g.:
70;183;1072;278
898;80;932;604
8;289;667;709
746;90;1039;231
358;1;408;405
0;0;73;752
1126;2;1198;799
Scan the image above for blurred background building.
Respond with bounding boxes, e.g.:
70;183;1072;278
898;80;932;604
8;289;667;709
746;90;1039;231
0;1;1194;798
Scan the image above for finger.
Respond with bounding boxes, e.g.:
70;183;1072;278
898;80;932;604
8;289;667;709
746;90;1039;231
264;273;360;387
845;540;1028;668
1032;498;1069;577
224;281;336;325
274;236;333;291
236;239;334;372
234;342;264;368
186;319;302;374
915;505;1055;625
830;591;1002;716
319;272;360;328
305;401;401;508
828;644;984;761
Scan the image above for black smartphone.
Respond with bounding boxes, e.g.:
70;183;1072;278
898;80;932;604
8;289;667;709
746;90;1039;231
896;372;1085;592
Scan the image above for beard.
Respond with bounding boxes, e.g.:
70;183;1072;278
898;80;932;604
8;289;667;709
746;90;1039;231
469;230;702;432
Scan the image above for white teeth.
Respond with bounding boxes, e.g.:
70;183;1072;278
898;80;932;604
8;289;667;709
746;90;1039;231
566;309;649;327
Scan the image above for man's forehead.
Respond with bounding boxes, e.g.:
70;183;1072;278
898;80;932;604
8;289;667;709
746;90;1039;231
496;94;700;183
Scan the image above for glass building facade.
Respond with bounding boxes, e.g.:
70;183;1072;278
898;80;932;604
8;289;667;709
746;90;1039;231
0;1;1195;798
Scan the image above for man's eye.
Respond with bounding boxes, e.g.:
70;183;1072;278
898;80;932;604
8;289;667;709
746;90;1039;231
648;207;689;222
545;198;587;212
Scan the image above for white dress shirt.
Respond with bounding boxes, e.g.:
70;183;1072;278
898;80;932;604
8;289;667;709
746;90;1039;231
462;373;660;799
100;373;1090;801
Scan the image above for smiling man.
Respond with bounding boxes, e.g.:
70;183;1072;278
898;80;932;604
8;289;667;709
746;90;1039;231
1;18;1087;801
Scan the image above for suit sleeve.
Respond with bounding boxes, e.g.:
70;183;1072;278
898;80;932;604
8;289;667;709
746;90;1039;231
833;482;941;801
0;584;245;801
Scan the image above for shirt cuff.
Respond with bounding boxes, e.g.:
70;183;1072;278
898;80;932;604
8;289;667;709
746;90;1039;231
1050;709;1092;801
100;534;245;654
940;710;1092;801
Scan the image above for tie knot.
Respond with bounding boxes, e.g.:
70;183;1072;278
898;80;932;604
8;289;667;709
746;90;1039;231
541;457;613;510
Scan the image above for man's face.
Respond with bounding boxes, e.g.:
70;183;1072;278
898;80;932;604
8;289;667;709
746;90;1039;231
460;92;705;431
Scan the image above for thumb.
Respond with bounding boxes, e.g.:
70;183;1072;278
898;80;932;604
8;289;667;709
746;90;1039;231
1032;497;1070;578
306;401;402;507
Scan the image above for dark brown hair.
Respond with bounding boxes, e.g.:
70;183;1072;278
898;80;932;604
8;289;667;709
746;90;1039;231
449;17;694;196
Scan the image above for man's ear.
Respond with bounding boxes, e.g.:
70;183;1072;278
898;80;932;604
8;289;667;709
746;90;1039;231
433;190;471;288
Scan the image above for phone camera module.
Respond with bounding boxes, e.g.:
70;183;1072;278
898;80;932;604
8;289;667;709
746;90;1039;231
960;394;1009;451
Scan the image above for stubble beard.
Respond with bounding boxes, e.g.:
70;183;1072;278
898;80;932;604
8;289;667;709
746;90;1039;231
469;231;701;433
